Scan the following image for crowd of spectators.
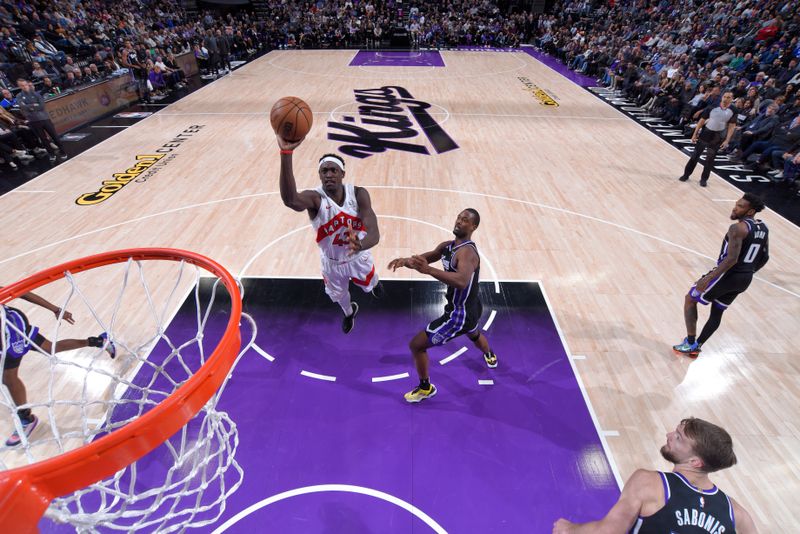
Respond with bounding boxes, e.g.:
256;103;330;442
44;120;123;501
0;0;534;170
3;0;800;186
534;0;800;187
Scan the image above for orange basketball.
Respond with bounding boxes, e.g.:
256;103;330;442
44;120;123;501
270;97;313;142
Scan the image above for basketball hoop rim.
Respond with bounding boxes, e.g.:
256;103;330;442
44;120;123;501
0;248;243;531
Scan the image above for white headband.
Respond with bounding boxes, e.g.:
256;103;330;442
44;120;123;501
319;156;344;171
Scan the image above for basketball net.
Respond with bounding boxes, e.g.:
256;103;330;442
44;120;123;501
0;250;254;532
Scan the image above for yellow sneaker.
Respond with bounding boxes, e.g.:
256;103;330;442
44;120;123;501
483;351;498;368
404;384;437;403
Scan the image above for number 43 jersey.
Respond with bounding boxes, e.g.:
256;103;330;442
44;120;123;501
312;183;369;263
718;218;768;274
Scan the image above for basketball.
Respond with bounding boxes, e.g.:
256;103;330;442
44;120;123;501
270;97;313;142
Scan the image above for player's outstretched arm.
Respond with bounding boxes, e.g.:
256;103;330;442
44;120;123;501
277;135;320;213
18;291;75;324
552;469;654;534
387;241;448;271
409;244;477;290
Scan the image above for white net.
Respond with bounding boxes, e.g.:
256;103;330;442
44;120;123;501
0;255;253;532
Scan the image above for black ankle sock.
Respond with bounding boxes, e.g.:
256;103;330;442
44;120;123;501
87;336;103;348
17;408;32;422
687;335;696;344
420;379;431;390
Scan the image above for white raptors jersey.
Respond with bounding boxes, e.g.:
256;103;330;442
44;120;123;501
311;183;368;263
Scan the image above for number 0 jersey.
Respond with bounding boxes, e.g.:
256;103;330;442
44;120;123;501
717;218;768;274
311;183;368;263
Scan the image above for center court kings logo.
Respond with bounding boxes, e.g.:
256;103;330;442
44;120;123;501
327;86;459;159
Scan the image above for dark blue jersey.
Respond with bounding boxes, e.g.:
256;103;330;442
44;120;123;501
717;218;768;274
630;472;736;534
440;240;480;315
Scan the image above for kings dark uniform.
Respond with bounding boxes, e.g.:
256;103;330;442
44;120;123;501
1;306;44;370
689;217;769;310
426;240;483;346
631;472;736;534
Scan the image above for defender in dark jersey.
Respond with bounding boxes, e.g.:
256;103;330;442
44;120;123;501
388;209;498;403
2;290;115;447
553;417;758;533
673;193;769;356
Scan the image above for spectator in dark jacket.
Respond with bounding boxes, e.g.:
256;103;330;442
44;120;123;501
742;113;800;170
15;77;66;161
734;102;780;155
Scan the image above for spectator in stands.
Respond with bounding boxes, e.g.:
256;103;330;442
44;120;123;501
61;56;80;76
734;103;780;156
193;43;209;74
61;71;76;90
741;113;800;171
148;63;168;95
203;29;219;77
217;29;231;73
32;32;66;64
14;78;66;162
0;105;38;164
775;150;800;186
30;62;48;81
155;56;184;89
41;76;60;96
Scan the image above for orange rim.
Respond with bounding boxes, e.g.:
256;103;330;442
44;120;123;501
0;248;242;533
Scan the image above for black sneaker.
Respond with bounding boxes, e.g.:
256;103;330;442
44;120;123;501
678;175;689;182
371;282;385;299
699;179;708;187
342;302;359;334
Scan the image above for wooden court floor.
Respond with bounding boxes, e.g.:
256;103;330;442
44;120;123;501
1;50;798;530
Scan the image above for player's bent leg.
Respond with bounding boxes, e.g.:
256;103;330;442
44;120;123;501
405;331;436;403
2;366;38;447
468;331;497;368
350;254;378;294
683;292;700;333
697;302;728;347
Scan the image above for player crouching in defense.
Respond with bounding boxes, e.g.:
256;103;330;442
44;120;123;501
388;209;498;403
277;134;382;333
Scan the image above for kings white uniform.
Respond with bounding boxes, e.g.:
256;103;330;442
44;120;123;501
311;183;379;302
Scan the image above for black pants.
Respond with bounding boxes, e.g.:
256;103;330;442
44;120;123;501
683;129;723;182
28;119;64;154
0;131;24;151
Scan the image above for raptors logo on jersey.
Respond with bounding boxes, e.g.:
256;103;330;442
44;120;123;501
312;183;369;262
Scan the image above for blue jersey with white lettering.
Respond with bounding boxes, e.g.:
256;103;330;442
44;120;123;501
630;471;735;534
